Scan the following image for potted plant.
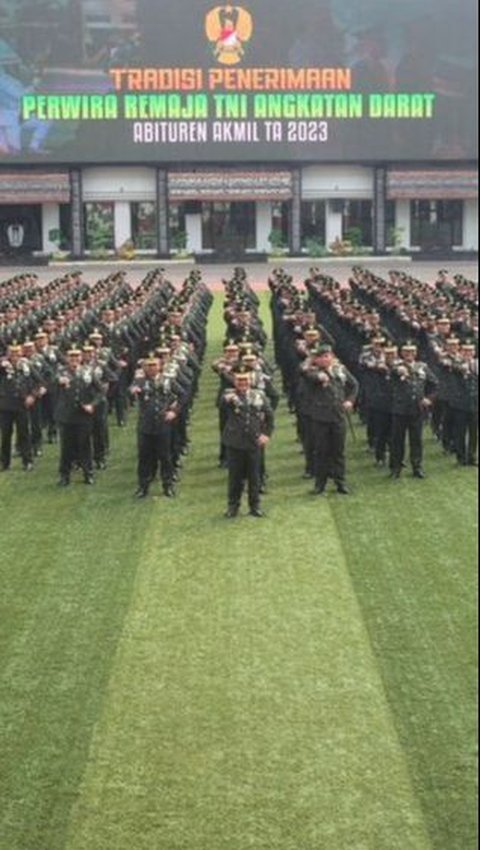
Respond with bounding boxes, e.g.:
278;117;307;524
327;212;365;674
116;239;136;260
343;226;363;250
48;228;70;261
172;230;191;258
387;225;407;253
268;228;288;257
329;236;353;256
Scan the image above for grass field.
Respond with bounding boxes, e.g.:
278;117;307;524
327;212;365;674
0;292;477;850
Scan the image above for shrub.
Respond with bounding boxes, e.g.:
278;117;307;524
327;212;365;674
268;228;288;255
304;237;328;258
344;226;363;248
172;230;189;254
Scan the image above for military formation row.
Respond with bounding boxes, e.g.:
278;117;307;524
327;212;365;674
269;264;477;484
0;268;213;493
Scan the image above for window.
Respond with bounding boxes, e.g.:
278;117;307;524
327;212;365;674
131;201;156;250
84;202;114;251
271;201;290;246
342;200;372;246
385;200;397;247
201;202;256;250
301;201;326;245
410;200;463;248
59;204;71;251
169;203;187;252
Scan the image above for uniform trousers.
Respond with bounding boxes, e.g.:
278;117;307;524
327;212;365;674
58;421;93;479
451;408;477;464
226;445;261;511
137;426;173;490
371;408;392;462
0;409;32;468
312;418;346;488
92;399;109;464
390;413;423;472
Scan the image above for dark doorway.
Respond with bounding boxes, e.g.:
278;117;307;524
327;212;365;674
202;201;256;258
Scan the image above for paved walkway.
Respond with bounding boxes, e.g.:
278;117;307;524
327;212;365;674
1;258;478;290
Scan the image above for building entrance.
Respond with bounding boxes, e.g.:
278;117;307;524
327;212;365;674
203;201;256;257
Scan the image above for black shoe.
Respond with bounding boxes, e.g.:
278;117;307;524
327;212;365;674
389;468;401;479
23;462;34;472
413;468;425;479
57;477;70;487
249;508;266;517
335;482;350;495
224;507;238;518
311;484;326;495
134;486;148;499
163;486;175;498
95;460;107;470
84;474;94;485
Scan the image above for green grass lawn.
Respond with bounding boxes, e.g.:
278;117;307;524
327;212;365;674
0;293;477;850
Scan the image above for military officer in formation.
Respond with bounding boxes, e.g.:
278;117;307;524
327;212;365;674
0;341;44;471
269;268;359;492
79;341;113;471
298;342;358;494
212;340;241;467
389;342;438;478
448;340;478;466
214;268;275;517
55;347;104;486
360;341;399;467
130;352;183;499
221;367;274;518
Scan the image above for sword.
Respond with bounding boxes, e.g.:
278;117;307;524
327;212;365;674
345;408;357;442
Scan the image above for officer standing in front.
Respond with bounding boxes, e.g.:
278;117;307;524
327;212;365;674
221;368;274;518
130;353;183;499
389;342;438;479
55;347;104;486
300;343;358;495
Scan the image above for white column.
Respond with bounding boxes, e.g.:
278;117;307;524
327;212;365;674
462;199;478;250
325;202;342;247
185;213;202;253
255;202;271;251
114;201;131;249
395;200;411;248
42;203;60;253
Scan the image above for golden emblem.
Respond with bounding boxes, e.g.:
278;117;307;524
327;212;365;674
205;4;253;65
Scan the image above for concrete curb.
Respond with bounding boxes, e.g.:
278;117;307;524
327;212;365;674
50;255;412;268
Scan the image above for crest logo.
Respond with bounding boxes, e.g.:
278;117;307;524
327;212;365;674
6;223;25;248
205;4;253;65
